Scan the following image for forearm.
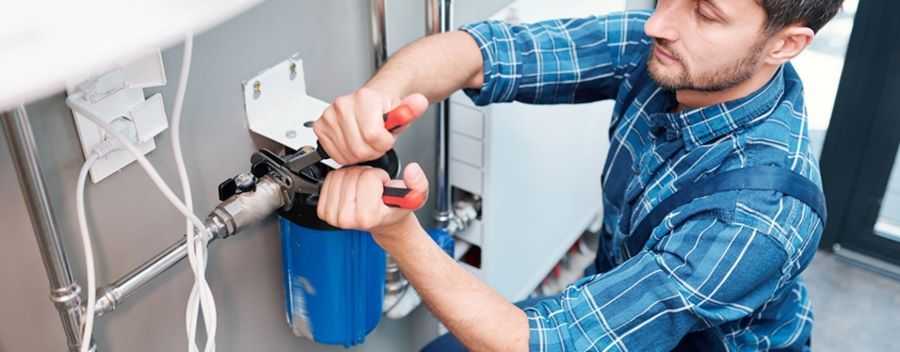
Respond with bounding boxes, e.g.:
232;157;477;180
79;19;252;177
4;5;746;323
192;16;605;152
364;31;484;103
373;215;528;352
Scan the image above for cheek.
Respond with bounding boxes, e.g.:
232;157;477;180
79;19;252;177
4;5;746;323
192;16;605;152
683;30;757;71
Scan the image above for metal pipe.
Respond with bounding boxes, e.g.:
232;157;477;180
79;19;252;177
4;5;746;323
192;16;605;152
426;0;454;228
370;0;388;69
95;177;285;316
2;107;85;352
382;0;457;319
369;0;418;316
94;224;215;316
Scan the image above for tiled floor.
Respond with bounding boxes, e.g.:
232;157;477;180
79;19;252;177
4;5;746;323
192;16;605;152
804;251;900;351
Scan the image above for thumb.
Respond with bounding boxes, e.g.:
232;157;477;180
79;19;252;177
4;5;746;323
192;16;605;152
382;163;428;211
398;93;429;117
401;162;429;193
387;94;429;134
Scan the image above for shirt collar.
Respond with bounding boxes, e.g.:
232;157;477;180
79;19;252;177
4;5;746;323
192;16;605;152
648;66;786;150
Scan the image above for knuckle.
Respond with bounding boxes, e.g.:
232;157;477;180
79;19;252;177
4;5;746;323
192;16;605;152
354;87;372;99
361;128;384;145
349;145;370;161
360;170;378;181
316;203;325;219
334;95;351;106
360;126;376;142
333;96;352;114
359;215;376;229
337;212;354;229
352;166;369;177
321;109;337;125
332;168;349;178
326;172;341;185
377;135;396;152
362;169;388;184
312;121;325;136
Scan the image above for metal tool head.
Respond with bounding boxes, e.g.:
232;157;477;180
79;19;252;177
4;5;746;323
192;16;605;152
249;148;327;197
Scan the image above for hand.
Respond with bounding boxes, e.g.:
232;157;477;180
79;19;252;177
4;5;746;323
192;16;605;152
313;88;429;165
317;162;429;242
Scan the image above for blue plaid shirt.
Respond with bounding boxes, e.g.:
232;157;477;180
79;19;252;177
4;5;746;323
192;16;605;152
461;11;823;352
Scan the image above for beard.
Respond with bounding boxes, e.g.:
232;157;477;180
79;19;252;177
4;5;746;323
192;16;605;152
648;39;767;92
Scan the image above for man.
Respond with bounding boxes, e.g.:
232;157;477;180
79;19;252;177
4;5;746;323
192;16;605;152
311;0;842;350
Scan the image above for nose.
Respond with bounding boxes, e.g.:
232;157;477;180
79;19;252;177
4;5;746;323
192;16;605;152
644;3;678;42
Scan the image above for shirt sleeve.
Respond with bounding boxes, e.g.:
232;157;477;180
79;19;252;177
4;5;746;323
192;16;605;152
522;212;795;351
458;11;652;106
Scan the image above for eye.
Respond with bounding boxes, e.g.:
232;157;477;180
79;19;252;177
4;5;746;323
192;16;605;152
695;4;716;22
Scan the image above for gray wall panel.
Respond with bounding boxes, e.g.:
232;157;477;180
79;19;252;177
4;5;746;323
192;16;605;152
0;0;513;351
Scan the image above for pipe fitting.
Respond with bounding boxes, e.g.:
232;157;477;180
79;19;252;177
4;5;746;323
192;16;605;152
210;177;285;239
94;177;287;317
93;287;118;317
49;284;81;306
440;200;478;235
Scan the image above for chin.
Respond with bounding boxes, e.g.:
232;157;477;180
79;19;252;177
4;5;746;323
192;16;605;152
648;62;686;89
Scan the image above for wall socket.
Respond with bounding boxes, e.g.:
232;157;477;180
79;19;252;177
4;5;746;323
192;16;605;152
69;50;170;183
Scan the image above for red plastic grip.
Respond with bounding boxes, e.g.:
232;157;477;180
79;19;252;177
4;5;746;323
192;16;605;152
383;105;416;132
382;186;426;209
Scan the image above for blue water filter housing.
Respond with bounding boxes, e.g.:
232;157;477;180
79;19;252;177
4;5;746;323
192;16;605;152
279;216;386;347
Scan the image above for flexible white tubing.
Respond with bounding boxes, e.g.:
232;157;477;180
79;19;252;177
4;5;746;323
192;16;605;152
68;33;217;352
77;152;101;352
66;94;216;348
66;98;209;251
170;34;218;352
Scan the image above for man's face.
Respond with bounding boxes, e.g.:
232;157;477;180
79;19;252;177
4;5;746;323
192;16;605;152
645;0;771;92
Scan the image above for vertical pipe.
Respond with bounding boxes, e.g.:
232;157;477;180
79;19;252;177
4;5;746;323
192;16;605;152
370;0;411;306
426;0;454;228
370;0;388;69
2;107;85;352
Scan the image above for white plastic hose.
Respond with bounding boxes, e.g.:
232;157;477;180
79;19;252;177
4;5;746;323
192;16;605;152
66;98;210;250
170;33;218;352
68;33;217;352
66;90;215;352
77;152;100;352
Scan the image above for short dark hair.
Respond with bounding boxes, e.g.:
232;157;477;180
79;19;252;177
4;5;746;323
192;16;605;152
759;0;844;33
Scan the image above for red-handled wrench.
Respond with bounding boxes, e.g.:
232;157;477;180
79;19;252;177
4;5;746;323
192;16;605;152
314;105;424;210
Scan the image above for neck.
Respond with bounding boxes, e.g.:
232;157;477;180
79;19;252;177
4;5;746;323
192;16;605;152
675;64;779;110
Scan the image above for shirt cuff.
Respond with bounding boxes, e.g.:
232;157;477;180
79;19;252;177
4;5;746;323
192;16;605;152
525;309;552;351
459;21;519;106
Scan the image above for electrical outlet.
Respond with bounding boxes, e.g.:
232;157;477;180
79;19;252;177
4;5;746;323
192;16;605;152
69;50;169;183
70;91;161;183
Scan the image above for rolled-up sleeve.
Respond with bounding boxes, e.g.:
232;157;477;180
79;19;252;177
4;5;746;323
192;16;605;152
523;213;791;351
459;11;652;106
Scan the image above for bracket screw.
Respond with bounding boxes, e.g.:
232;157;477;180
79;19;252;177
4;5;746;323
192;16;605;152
253;81;262;99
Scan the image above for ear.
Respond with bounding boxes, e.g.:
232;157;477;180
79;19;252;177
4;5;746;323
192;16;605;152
764;25;815;65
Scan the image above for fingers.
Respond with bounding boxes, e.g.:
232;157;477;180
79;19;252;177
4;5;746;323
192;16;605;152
314;108;350;164
356;168;391;229
336;167;362;228
320;166;425;231
320;166;344;224
356;89;395;155
336;91;380;163
313;89;430;166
